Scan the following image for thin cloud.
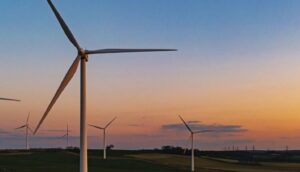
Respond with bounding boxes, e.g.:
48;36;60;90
43;129;66;133
187;120;201;124
161;121;247;133
127;124;143;127
279;136;300;140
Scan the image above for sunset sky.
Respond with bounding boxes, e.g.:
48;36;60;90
1;0;300;150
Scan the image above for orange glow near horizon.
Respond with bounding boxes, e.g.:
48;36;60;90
2;54;300;149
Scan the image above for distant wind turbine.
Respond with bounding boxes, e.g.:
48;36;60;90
179;115;213;172
15;112;32;150
60;124;70;148
33;1;176;172
89;117;117;160
0;97;20;102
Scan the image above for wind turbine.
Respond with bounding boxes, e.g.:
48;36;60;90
0;97;20;102
89;117;117;160
60;124;70;148
15;112;32;150
33;1;176;172
179;115;213;172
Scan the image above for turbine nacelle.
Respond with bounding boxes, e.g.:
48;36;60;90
77;48;88;61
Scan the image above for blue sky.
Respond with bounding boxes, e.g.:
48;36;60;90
1;0;300;78
2;0;300;52
2;0;300;63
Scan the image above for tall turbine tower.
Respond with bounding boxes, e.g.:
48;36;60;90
179;115;213;172
89;117;117;160
15;112;32;150
33;1;176;172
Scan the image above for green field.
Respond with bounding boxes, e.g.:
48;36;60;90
0;150;299;172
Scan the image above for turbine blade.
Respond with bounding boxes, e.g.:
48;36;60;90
85;48;177;55
61;133;67;138
34;56;80;134
0;98;20;102
26;112;30;124
178;115;193;133
15;125;26;130
47;0;81;50
89;124;104;130
183;134;192;154
105;117;117;128
194;130;214;134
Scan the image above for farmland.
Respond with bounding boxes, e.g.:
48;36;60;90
0;149;299;172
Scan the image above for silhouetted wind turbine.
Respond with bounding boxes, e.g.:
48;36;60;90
0;97;20;102
89;117;117;160
33;1;176;172
15;112;32;150
60;124;70;148
179;115;213;172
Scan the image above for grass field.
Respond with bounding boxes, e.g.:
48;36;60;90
0;149;299;172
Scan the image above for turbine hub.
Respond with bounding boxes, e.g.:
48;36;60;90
79;48;85;56
79;48;88;61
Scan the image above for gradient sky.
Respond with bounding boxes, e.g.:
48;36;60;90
1;0;300;150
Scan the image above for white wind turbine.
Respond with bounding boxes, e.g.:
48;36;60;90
89;117;117;160
0;97;20;102
179;115;213;172
60;124;70;148
33;1;176;172
15;112;32;150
